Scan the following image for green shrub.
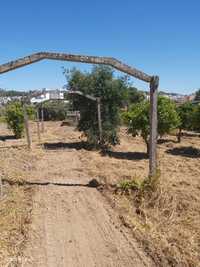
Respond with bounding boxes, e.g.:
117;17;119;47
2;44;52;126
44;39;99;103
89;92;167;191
64;65;127;147
5;102;24;138
118;170;161;196
192;104;200;132
118;179;140;192
123;96;180;154
176;102;195;142
26;105;36;120
38;100;69;121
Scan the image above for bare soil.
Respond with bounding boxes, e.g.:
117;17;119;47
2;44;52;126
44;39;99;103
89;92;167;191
0;121;200;266
0;122;154;266
22;149;152;266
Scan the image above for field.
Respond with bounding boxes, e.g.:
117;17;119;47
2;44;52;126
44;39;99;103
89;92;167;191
0;121;200;266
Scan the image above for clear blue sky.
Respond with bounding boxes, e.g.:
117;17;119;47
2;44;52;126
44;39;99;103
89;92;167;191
1;0;200;94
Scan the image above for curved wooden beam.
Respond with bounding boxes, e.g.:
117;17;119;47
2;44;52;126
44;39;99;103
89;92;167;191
0;52;151;83
68;90;97;101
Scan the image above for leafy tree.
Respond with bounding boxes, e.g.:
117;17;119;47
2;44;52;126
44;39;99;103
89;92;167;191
176;102;194;142
64;65;127;147
124;87;145;106
38;100;69;121
123;96;180;154
192;104;200;132
5;102;24;138
194;89;200;101
26;105;36;120
5;102;35;138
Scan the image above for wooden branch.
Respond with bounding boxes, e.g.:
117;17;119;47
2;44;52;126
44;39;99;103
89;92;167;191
0;52;152;82
68;90;97;101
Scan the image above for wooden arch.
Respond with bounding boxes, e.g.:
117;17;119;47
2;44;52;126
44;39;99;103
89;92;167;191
0;52;159;177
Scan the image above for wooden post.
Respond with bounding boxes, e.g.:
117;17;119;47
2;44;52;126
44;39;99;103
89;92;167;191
149;76;159;177
0;174;3;199
97;97;103;143
23;104;31;149
36;110;41;143
41;105;44;133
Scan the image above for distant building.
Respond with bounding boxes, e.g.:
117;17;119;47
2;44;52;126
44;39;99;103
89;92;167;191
30;89;64;104
0;96;22;106
144;90;197;105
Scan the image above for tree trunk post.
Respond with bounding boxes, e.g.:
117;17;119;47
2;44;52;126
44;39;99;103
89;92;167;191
177;128;182;143
36;109;41;143
0;173;3;199
41;105;45;133
97;97;103;144
149;76;159;177
23;104;31;149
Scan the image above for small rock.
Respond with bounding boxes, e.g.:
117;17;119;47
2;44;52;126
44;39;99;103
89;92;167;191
88;178;100;188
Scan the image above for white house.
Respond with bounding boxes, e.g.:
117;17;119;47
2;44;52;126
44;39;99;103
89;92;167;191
30;89;64;104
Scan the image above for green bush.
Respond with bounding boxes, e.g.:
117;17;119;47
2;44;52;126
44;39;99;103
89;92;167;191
26;105;36;120
64;65;127;147
118;170;160;194
123;96;180;154
176;102;195;142
5;102;24;138
5;102;35;138
38;100;69;121
192;104;200;132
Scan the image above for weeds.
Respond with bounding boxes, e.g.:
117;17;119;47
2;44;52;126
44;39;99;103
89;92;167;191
117;169;161;195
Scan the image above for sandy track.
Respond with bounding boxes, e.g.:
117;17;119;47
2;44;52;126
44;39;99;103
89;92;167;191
22;145;153;266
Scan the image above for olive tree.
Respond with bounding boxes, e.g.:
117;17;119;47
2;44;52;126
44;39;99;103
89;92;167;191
5;102;35;138
123;96;180;154
194;89;200;101
176;102;195;142
192;104;200;132
64;65;127;147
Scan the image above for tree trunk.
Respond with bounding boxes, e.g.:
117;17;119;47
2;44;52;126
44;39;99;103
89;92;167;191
0;174;2;199
145;138;150;156
23;104;31;149
177;128;182;143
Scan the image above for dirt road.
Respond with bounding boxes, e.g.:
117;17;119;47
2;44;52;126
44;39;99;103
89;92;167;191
22;128;153;266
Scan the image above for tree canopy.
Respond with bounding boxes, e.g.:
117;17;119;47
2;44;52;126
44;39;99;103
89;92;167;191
192;104;200;132
64;65;128;147
176;101;195;142
123;96;180;154
194;89;200;101
5;102;35;138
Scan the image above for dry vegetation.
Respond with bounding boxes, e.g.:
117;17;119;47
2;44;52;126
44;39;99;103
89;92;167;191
0;121;200;266
0;186;33;266
79;129;200;267
0;123;42;266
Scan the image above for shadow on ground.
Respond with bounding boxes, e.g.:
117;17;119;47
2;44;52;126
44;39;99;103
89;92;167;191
157;138;177;144
182;132;200;138
0;135;16;141
102;150;148;160
3;178;101;188
43;141;95;151
166;146;200;158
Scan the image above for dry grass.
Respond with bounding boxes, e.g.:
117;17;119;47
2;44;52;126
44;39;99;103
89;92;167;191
0;186;33;266
1;121;200;266
36;122;200;266
78;128;200;266
0;123;40;266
